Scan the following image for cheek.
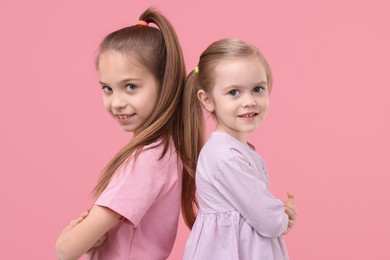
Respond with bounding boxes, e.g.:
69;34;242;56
150;92;159;109
137;94;157;117
259;99;270;113
208;96;220;111
146;91;157;105
216;97;236;111
102;96;111;112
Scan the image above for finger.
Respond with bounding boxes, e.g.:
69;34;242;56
70;217;83;226
94;240;105;247
287;191;295;202
92;241;102;247
92;234;107;247
284;198;297;213
80;211;89;218
285;202;297;214
288;219;294;228
284;207;293;218
284;207;296;221
290;206;297;216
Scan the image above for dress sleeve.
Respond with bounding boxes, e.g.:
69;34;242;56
215;151;288;238
95;147;166;226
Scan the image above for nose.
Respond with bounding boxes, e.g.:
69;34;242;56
112;93;127;109
242;93;256;108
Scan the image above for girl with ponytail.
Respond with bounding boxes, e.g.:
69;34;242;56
183;38;296;259
56;8;199;259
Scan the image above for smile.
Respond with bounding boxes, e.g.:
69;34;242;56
114;113;136;122
116;114;132;119
238;113;258;118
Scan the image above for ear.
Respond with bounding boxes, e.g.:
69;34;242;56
197;90;215;113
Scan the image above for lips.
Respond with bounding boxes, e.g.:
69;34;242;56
115;114;133;119
238;112;258;118
114;113;136;122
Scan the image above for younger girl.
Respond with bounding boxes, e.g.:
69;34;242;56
183;38;297;260
56;8;199;259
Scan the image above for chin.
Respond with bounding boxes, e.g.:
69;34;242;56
243;127;258;133
120;126;136;133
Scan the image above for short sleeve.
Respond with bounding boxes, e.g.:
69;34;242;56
215;151;288;238
95;148;166;226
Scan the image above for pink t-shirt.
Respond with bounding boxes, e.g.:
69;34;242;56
88;139;182;260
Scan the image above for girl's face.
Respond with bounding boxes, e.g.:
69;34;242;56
98;51;159;133
198;56;270;143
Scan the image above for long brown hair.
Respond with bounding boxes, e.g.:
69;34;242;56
92;8;198;229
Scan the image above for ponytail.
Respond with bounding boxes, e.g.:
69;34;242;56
181;70;205;228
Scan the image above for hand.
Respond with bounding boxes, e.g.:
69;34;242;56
70;210;89;227
58;210;91;242
283;191;297;234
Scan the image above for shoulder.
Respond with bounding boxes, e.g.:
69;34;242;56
111;138;179;188
202;132;265;172
137;138;178;166
139;139;165;160
197;133;253;177
200;132;248;162
114;138;179;179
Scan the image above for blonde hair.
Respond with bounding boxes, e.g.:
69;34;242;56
93;8;198;228
187;38;273;96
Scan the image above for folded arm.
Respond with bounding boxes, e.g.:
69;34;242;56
55;205;120;260
216;153;289;238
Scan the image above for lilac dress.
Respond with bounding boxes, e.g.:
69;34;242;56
184;132;289;260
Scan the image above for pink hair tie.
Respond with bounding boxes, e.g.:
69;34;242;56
136;20;148;26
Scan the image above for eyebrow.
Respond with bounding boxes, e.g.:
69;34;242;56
99;78;142;86
222;81;268;90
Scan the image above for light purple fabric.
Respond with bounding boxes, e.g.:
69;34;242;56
184;132;289;260
88;139;182;260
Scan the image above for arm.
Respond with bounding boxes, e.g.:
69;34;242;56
215;153;288;238
55;205;120;260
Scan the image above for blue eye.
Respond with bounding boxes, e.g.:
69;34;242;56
229;89;240;96
253;86;264;93
126;84;136;91
102;86;112;93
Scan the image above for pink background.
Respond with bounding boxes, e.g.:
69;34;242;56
1;0;389;259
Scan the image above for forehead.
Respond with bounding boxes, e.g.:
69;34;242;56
98;50;143;71
212;56;268;89
98;51;153;82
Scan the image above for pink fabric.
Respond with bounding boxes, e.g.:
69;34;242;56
88;139;182;260
184;132;289;260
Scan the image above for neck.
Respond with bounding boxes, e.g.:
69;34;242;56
214;126;248;145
